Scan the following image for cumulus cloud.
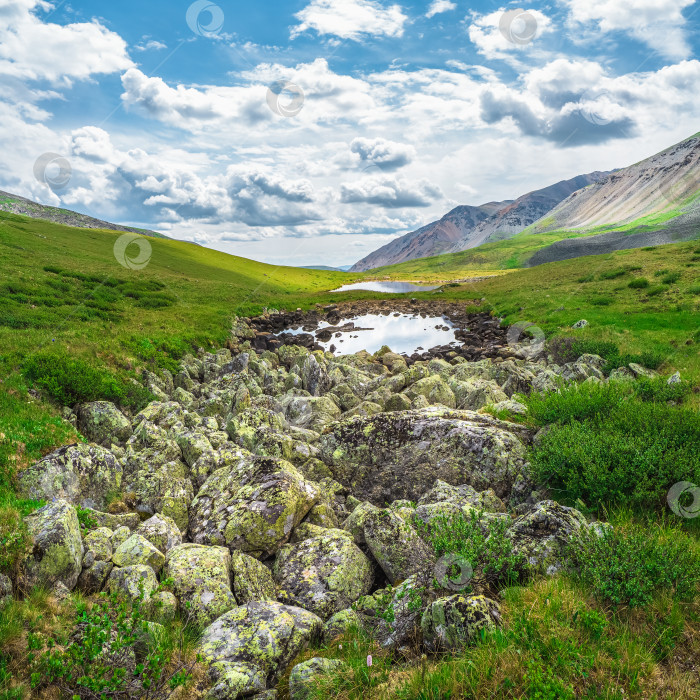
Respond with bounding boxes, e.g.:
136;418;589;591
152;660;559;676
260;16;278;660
340;175;442;207
562;0;695;60
350;137;416;171
291;0;408;41
426;0;457;18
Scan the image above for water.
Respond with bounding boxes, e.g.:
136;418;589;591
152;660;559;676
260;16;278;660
331;281;440;293
282;312;458;355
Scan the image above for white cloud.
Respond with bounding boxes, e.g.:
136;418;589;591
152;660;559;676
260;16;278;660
291;0;408;41
340;175;443;207
134;39;167;52
562;0;695;60
350;137;416;171
426;0;457;19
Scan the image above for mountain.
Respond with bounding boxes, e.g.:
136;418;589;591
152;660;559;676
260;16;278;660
0;190;166;238
300;265;350;271
525;133;700;265
350;172;610;271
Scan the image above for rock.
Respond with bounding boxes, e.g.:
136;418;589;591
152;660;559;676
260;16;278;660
18;444;122;510
449;379;507;411
274;532;373;619
384;393;412;412
300;355;329;396
22;499;83;591
113;533;166;573
165;544;237;628
342;501;380;545
363;509;435;584
189;455;318;558
198;601;322;699
404;375;456;408
83;526;113;561
108;564;158;601
289;657;347;700
507;500;589;575
323;608;362;642
667;371;682;385
136;514;183;554
77;401;133;445
628;363;658;379
320;408;529;504
111;525;131;550
77;560;113;595
150;591;178;624
82;508;140;531
176;431;213;469
284;396;340;432
0;574;13;609
230;550;277;604
417;479;506;513
488;399;528;416
421;594;501;652
572;319;588;329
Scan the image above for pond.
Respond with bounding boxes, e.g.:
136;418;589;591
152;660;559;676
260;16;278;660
331;281;441;293
281;312;459;356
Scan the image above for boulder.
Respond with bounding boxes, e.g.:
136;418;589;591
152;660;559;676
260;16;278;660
323;608;362;642
417;480;506;513
342;501;380;545
83;527;113;561
273;532;373;619
77;560;113;595
230;550;277;604
165;544;237;628
198;601;322;699
449;379;507;411
404;375;456;408
108;564;158;601
363;509;435;584
0;574;13;610
18;444;122;510
77;401;132;445
289;657;347;700
112;533;166;573
22;499;83;591
189;455;317;558
319;408;529;504
421;594;501;652
135;513;182;554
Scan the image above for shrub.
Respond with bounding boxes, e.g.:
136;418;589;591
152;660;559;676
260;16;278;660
567;524;700;607
0;506;30;575
633;376;692;403
628;277;650;289
589;296;614;306
576;275;594;283
647;285;666;297
653;269;670;277
688;284;700;295
661;272;681;284
546;338;664;374
599;268;628;280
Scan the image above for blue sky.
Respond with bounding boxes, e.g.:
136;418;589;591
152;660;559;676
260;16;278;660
1;0;699;266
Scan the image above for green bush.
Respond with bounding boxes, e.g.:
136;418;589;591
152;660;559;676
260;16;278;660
628;277;650;289
547;338;664;374
567;524;700;607
633;376;692;403
576;275;594;283
599;268;628;280
661;272;681;284
23;351;153;410
688;284;700;295
647;285;666;297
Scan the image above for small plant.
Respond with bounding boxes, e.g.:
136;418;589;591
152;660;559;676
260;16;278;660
688;284;700;295
599;268;628;280
76;507;97;535
647;285;666;297
0;506;30;575
661;272;681;285
628;277;650;289
576;274;594;283
633;376;692;403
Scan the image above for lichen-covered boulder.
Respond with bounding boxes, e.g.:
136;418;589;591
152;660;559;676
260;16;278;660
273;532;373;619
111;525;131;550
77;560;113;595
319;407;529;504
18;444;122;510
108;564;158;601
284;395;340;432
136;514;182;554
77;401;133;445
342;501;380;545
150;591;178;624
363;509;435;584
322;608;362;642
448;379;508;411
113;533;166;573
385;393;412;412
82;508;140;531
191;445;252;489
417;479;506;513
176;431;213;469
189;455;318;558
289;657;347;700
404;375;456;408
198;601;322;699
0;574;13;610
230;550;277;604
165;544;236;628
421;594;501;652
83;527;113;561
22;499;83;591
507;500;589;575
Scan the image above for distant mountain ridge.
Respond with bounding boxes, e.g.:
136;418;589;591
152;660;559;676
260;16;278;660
351;172;610;271
0;190;166;238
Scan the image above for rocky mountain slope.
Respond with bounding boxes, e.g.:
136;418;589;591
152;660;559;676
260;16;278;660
351;172;609;271
0;189;166;237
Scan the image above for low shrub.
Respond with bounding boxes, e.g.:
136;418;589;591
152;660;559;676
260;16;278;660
599;268;629;280
628;277;650;289
661;272;682;285
647;285;666;297
633;376;692;403
567;523;700;607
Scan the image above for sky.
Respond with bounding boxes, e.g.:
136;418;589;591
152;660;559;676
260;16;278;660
1;0;700;267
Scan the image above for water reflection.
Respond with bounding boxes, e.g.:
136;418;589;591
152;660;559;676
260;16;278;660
331;281;440;293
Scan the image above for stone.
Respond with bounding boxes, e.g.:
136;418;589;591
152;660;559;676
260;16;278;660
18;444;122;510
341;501;380;545
0;574;13;610
322;608;362;642
165;544;237;628
77;401;133;445
449;379;508;411
113;533;166;573
111;525;131;550
83;527;113;561
404;375;456;408
421;594;501;652
136;513;183;554
363;509;435;584
150;591;178;624
274;532;373;619
289;657;347;700
108;564;158;601
230;550;277;604
82;509;140;531
189;455;318;558
198;602;322;699
22;499;83;591
572;319;588;329
77;560;113;595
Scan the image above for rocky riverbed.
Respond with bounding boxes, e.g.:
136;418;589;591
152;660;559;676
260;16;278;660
6;309;660;699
